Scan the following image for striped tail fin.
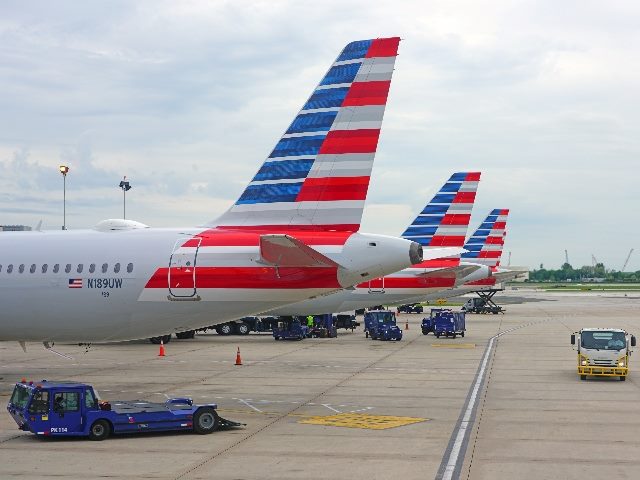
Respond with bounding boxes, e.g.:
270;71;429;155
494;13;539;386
401;172;481;247
210;37;401;231
461;209;509;268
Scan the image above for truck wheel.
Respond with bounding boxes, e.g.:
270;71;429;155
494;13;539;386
89;420;111;441
274;336;280;340
193;407;218;434
580;375;587;381
452;334;457;339
162;334;172;343
149;336;162;344
620;376;626;381
365;331;369;338
461;332;465;338
235;323;250;335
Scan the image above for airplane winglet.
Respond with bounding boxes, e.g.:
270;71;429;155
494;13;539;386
259;234;341;268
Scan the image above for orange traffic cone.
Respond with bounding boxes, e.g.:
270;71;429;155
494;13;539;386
158;340;165;357
235;346;242;366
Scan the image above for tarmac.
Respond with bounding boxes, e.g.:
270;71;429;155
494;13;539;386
1;291;639;479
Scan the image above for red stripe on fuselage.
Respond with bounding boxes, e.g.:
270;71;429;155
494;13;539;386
147;266;341;290
296;176;370;202
414;258;461;269
358;276;456;290
183;229;354;247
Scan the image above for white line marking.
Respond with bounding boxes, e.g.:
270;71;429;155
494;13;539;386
238;398;262;413
441;324;530;480
322;404;341;413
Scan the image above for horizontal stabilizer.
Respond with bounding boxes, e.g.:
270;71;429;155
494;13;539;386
259;234;340;268
420;247;466;263
413;263;479;279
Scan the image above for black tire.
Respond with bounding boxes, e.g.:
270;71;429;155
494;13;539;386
162;334;172;343
193;407;218;434
365;331;369;338
274;336;280;340
217;324;233;335
461;332;465;338
89;419;111;441
580;375;587;380
235;323;250;335
435;334;440;338
452;334;457;339
620;376;626;381
149;336;162;344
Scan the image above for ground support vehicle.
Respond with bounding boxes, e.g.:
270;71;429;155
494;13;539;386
272;317;309;340
7;380;243;441
461;289;505;314
432;309;466;338
397;304;424;314
333;314;360;331
308;314;338;338
571;329;636;381
421;316;434;335
364;310;402;341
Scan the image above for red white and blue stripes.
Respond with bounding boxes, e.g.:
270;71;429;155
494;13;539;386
461;209;509;268
401;172;480;248
213;37;400;231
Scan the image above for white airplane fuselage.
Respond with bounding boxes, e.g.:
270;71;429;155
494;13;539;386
0;226;422;342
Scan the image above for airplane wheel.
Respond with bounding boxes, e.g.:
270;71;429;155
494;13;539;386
620;376;626;381
580;375;587;380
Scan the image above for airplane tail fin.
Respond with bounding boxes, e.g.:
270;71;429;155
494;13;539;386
461;209;509;268
401;172;481;247
210;37;401;231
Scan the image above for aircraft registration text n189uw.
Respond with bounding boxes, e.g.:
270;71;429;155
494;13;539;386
0;37;463;344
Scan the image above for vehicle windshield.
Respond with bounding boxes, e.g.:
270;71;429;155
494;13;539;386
370;312;395;324
581;331;626;351
10;384;31;409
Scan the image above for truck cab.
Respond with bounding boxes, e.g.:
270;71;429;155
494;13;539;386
364;310;402;341
571;328;637;381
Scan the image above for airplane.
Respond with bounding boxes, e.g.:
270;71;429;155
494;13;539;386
0;37;469;344
411;208;512;303
265;172;488;315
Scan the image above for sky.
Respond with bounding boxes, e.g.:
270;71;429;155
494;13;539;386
0;0;638;271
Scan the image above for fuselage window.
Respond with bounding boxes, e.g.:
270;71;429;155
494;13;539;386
102;263;108;273
65;264;71;274
77;264;83;274
42;264;48;274
127;263;133;273
7;264;13;273
19;264;25;274
53;264;59;274
114;263;121;274
30;264;36;273
89;263;96;273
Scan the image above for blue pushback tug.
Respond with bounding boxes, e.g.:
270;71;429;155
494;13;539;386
364;310;403;341
7;380;242;440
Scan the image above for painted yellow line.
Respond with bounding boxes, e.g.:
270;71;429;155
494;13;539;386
299;413;428;430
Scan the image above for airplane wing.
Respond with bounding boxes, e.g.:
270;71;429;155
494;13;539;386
259;234;340;268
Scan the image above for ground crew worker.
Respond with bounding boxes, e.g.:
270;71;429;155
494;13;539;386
306;315;314;328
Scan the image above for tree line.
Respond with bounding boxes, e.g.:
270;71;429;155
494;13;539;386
528;263;639;283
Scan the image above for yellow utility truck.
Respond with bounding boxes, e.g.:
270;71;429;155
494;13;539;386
571;328;636;381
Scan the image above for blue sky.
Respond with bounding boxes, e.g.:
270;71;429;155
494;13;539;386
0;0;638;271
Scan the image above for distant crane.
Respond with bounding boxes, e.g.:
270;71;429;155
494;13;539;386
564;249;569;265
622;249;634;272
507;251;512;266
591;254;598;267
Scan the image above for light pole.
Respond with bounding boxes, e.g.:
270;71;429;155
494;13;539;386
119;176;131;219
59;165;69;230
